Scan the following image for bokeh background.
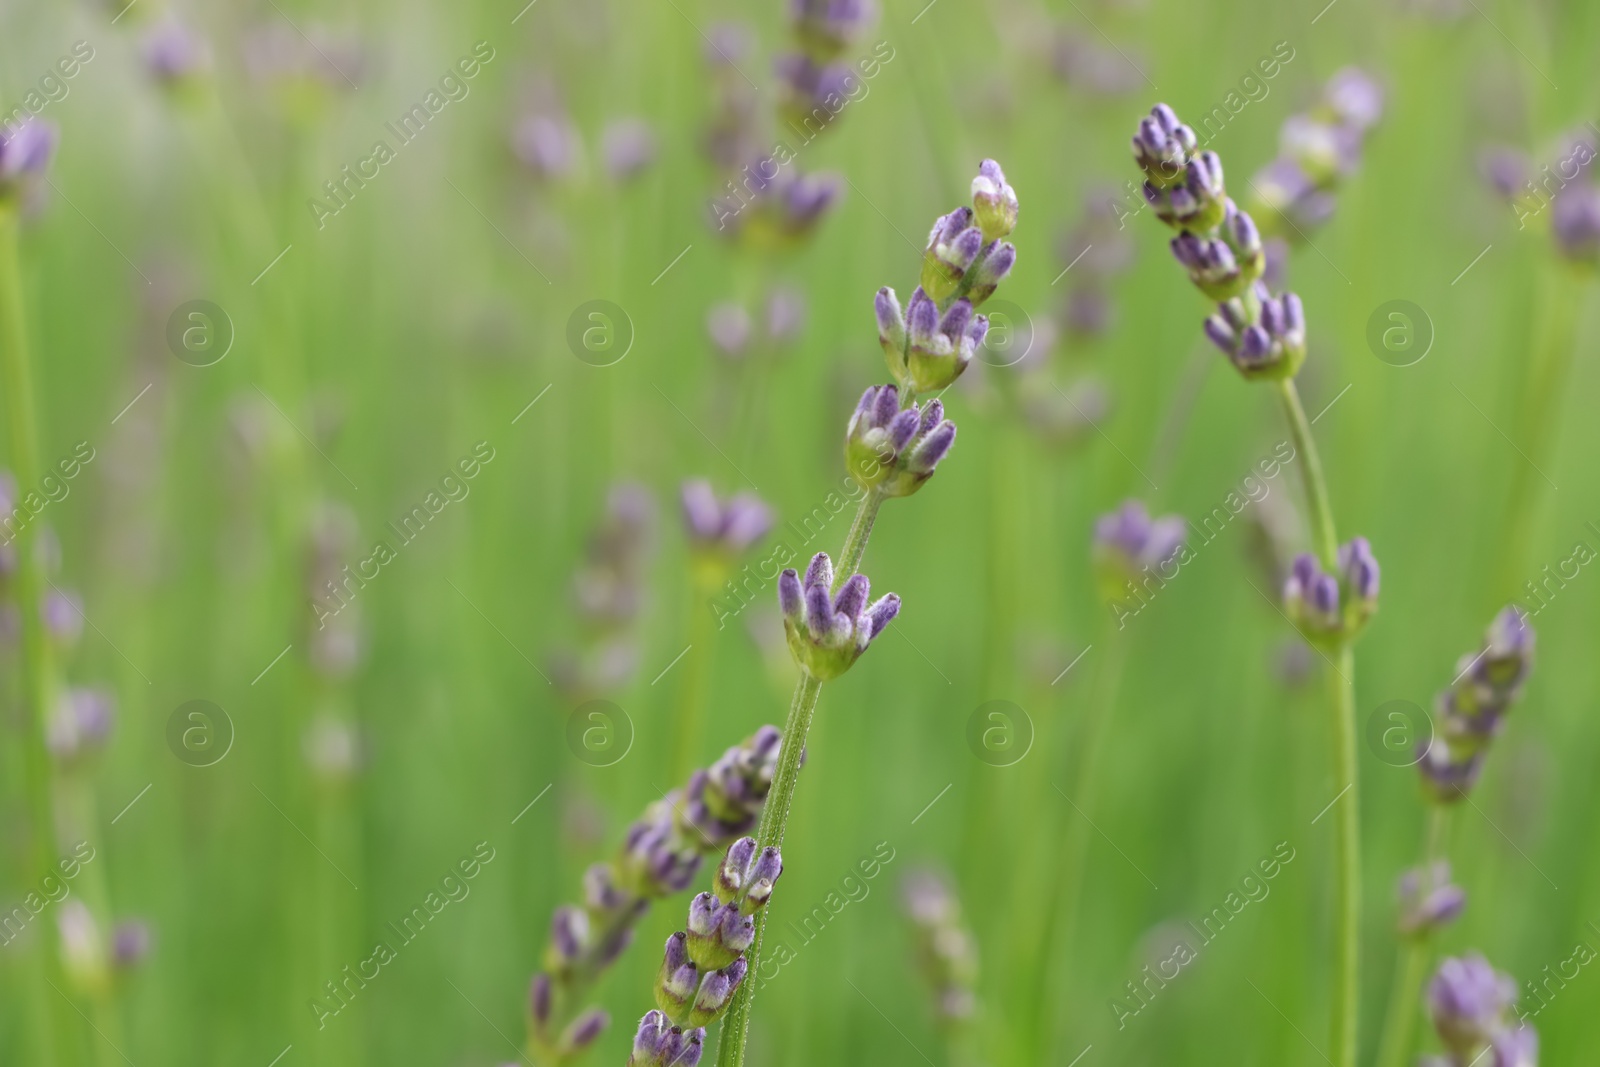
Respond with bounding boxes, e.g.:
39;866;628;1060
1;0;1597;1065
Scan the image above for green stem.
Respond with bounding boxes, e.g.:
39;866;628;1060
1023;629;1131;1062
1276;378;1339;569
714;485;883;1067
0;203;73;1067
713;670;824;1067
1495;264;1584;601
833;489;884;586
1276;375;1358;1067
1327;643;1360;1067
1373;807;1449;1067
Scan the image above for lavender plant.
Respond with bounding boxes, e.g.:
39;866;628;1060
1476;133;1597;599
1248;69;1385;239
0;118;89;1066
1422;954;1538;1066
1133;102;1378;1067
1375;607;1534;1067
549;485;656;703
673;482;773;776
526;727;781;1064
712;160;1019;1067
901;868;980;1064
625;837;783;1067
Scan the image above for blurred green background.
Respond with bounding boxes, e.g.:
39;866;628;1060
1;0;1597;1064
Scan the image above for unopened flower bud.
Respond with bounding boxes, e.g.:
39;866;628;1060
971;159;1019;240
1283;537;1379;645
687;958;747;1026
778;552;899;679
713;837;783;914
1205;284;1306;381
845;384;959;496
905;289;985;392
1131;103;1198;188
1396;861;1466;938
685;892;753;970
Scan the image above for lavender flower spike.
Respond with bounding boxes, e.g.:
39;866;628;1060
903;287;988;393
628;1010;706;1067
1132;103;1199;189
1418;606;1535;805
1092;500;1187;602
777;552;900;679
1427;953;1526;1061
845;384;958;497
0;117;57;199
680;480;773;557
1169;199;1265;300
1205;282;1307;380
1282;537;1379;646
1396;861;1466;938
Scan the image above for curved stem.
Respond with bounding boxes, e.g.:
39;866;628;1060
833;489;884;588
1275;376;1358;1067
715;484;883;1067
1023;629;1131;1062
0;204;75;1066
1276;378;1338;568
1327;643;1360;1067
1373;807;1449;1067
713;670;824;1067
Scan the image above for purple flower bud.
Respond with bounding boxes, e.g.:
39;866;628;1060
1092;500;1187;597
1492;1025;1538;1067
875;286;908;376
1553;184;1600;264
1132;103;1199;187
1397;861;1466;937
550;906;589;965
971;158;1019;240
530;972;553;1025
866;593;900;638
680;480;772;556
833;572;870;619
111;920;151;969
1428;953;1518;1054
803;551;832;589
765;286;806;346
706;303;753;360
511;114;581;181
563;1008;609;1052
142;18;213;84
601;118;657;183
778;569;803;621
47;687;116;762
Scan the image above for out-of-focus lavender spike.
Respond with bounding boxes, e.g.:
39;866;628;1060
1427;953;1521;1056
602;118;657;183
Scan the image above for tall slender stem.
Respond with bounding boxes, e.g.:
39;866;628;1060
833;489;884;586
713;670;824;1067
1022;629;1130;1062
1327;643;1360;1067
1276;379;1338;568
1373;806;1450;1067
0;203;73;1066
714;485;882;1067
1276;375;1359;1067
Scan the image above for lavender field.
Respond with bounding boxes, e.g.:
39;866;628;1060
0;1;1594;1066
